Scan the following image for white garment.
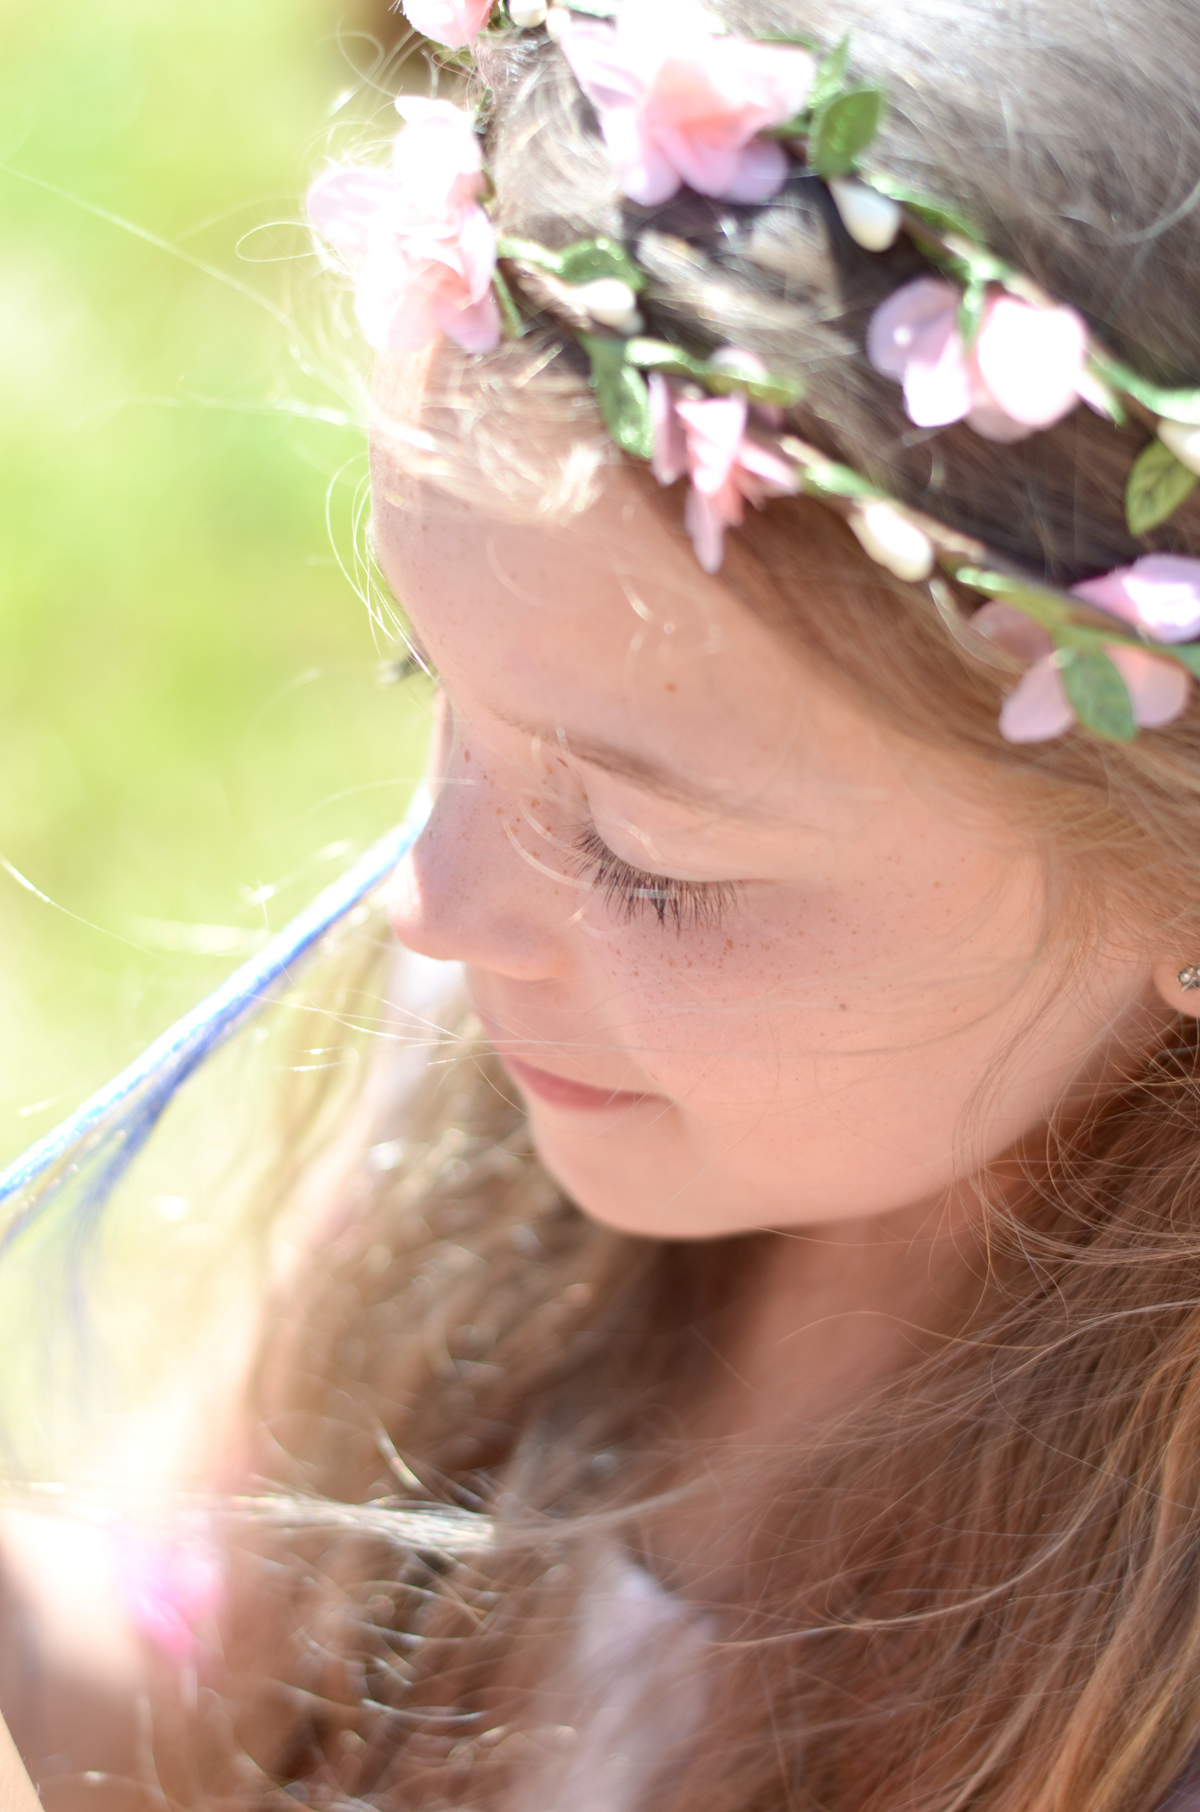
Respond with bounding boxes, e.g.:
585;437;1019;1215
523;1550;711;1812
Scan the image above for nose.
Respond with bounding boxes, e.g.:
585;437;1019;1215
388;727;575;982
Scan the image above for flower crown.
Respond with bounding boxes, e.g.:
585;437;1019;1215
308;0;1200;746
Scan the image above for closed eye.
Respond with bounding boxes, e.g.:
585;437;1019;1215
571;824;740;932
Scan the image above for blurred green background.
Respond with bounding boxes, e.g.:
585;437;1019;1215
0;0;433;1168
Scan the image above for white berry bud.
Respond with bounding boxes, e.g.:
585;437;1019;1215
708;345;767;380
1158;419;1200;476
848;501;936;582
828;178;903;253
508;0;548;25
567;277;642;333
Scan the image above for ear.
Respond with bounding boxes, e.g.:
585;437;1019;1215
1152;960;1200;1018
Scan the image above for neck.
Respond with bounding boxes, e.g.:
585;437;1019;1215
641;1195;986;1590
693;1192;986;1449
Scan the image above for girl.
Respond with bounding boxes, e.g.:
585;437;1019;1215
10;0;1200;1808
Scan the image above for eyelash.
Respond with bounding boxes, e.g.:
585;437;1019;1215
402;670;738;931
572;824;739;932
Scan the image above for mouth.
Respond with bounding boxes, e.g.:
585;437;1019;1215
475;1011;658;1113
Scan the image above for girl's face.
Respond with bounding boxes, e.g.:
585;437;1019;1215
374;456;1167;1241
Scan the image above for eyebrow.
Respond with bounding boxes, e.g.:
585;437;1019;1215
402;626;761;815
492;706;747;812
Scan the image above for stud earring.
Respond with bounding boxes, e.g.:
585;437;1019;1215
1179;967;1200;991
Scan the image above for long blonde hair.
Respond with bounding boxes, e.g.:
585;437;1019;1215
184;4;1200;1808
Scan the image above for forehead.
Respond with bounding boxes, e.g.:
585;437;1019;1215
370;455;926;829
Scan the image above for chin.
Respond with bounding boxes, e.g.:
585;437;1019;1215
525;1104;756;1242
524;1105;961;1240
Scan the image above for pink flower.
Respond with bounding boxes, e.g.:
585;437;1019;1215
1072;555;1200;643
866;277;1090;443
398;0;492;49
650;375;796;571
553;0;814;206
307;99;501;356
973;592;1192;743
111;1528;224;1662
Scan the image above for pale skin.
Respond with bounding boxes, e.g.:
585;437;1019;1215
374;426;1200;1440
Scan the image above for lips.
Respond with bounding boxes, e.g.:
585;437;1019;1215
498;1053;656;1111
474;1009;658;1113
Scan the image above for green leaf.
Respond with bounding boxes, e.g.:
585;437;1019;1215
871;181;1008;285
1090;351;1200;425
556;238;644;290
495;235;645;292
754;29;821;47
558;0;617;15
950;568;1072;628
957;278;987;349
866;176;983;245
808;33;850;113
703;368;803;407
495;234;562;272
810;86;886;179
951;565;1012;594
765;36;851;139
579;334;653;460
954;248;1011;287
800;462;883;501
1055;646;1136;742
1125;437;1198;535
1159;642;1200;678
1079;368;1127;425
491;267;525;340
624;336;702;378
624;338;803;408
918;244;1010;288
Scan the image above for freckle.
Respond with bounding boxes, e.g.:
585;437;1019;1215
665;682;677;693
463;749;471;763
838;1002;848;1012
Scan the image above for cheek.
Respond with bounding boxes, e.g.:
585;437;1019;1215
580;859;1040;1102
